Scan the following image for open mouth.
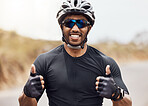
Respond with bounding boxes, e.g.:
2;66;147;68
70;34;81;41
70;35;80;38
69;33;82;41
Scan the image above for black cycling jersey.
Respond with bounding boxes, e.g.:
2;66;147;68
34;44;129;106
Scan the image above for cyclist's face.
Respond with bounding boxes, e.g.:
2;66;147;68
62;15;91;46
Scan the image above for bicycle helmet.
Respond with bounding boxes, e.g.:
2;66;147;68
56;0;95;26
56;0;95;49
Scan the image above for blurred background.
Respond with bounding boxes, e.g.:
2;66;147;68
0;0;148;106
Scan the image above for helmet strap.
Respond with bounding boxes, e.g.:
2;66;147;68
81;26;90;49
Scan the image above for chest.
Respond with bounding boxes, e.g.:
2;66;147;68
44;54;105;93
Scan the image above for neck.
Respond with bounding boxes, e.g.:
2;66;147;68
64;43;87;57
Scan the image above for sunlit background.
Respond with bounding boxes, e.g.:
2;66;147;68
0;0;148;43
0;0;148;106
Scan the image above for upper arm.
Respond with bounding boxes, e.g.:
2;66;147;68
33;54;46;101
103;56;129;94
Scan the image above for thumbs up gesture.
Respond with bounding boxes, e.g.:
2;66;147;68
95;65;118;99
23;64;44;99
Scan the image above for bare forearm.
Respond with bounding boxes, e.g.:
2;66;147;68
18;92;37;106
112;94;132;106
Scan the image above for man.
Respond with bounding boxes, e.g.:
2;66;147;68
18;0;132;106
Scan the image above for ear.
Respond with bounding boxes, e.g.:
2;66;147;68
88;25;92;32
89;25;92;30
60;24;64;30
60;24;62;29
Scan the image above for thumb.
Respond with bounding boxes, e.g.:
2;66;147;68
105;65;111;77
30;64;36;76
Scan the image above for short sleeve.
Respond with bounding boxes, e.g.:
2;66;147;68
103;56;129;94
33;54;46;101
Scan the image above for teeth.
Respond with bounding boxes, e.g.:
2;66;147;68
71;35;79;38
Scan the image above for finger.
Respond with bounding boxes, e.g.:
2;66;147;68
33;75;44;81
35;85;42;90
30;64;36;77
41;80;45;85
96;77;99;81
98;86;103;91
96;76;104;82
95;81;99;86
35;82;44;89
105;65;113;77
40;75;44;81
98;82;104;87
96;76;103;81
42;85;45;89
35;83;44;89
33;76;41;82
105;65;111;75
96;86;98;90
98;91;105;97
96;86;103;92
97;90;100;94
31;64;36;74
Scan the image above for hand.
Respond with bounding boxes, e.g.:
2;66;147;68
95;65;117;99
23;64;44;99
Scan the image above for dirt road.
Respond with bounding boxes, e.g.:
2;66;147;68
0;61;148;106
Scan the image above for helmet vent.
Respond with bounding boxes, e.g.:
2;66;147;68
62;4;69;9
67;0;71;3
81;1;84;3
74;0;78;7
82;5;90;9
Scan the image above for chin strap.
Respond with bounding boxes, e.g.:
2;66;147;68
62;36;87;49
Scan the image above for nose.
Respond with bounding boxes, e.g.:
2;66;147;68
71;24;80;33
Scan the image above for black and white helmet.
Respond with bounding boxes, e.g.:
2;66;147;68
56;0;95;26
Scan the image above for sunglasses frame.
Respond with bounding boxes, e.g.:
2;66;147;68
62;19;90;29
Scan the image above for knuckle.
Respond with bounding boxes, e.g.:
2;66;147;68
41;80;44;85
40;76;44;80
96;86;98;90
30;77;34;81
42;85;45;89
95;81;98;85
96;77;100;81
30;82;34;86
103;82;107;86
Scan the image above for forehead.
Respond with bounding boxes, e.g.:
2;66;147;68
64;15;88;21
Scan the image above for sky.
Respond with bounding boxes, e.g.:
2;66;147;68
0;0;148;44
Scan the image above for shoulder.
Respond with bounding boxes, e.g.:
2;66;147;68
33;45;64;76
88;45;116;64
88;45;120;76
88;45;105;56
37;44;64;61
34;45;64;73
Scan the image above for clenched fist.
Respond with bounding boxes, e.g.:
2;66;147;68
23;64;44;99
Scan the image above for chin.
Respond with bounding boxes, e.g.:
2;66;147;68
69;42;82;46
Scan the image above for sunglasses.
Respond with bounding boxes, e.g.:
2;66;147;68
62;19;90;28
